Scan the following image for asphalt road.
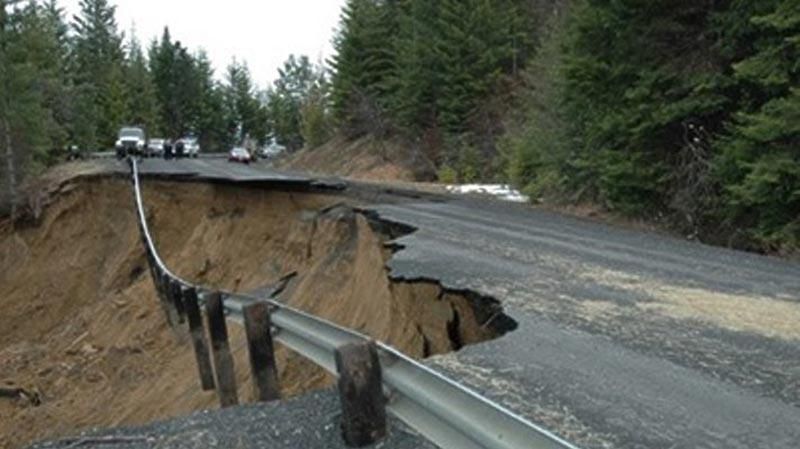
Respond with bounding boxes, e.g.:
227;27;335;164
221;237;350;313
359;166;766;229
59;158;800;449
376;199;800;449
29;389;435;449
102;156;315;183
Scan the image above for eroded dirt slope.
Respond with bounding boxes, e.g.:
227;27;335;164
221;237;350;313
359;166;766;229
276;135;435;182
0;177;510;449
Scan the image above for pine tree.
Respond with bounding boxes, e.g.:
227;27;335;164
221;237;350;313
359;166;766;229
716;0;800;250
148;29;200;138
503;0;799;250
172;43;202;136
1;0;21;215
272;55;311;150
123;30;159;135
300;73;333;149
15;0;71;165
330;0;399;136
149;30;202;139
329;0;529;174
148;28;177;136
266;54;327;150
389;0;440;132
434;0;521;134
558;0;735;215
193;50;229;152
223;60;265;146
70;0;126;148
502;8;571;201
1;0;68;215
148;28;231;150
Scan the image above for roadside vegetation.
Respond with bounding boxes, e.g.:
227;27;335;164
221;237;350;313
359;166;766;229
328;0;799;254
1;0;798;253
502;0;800;254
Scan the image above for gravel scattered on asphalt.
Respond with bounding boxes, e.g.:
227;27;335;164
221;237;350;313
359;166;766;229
28;389;435;449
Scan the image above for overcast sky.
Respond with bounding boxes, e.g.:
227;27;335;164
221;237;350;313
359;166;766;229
60;0;346;87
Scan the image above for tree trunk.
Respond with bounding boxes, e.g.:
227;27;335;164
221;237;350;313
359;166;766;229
2;114;16;218
1;0;16;218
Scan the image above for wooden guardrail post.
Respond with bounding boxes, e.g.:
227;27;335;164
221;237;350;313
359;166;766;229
169;280;187;324
159;272;178;327
243;302;280;402
144;250;157;289
151;266;171;325
206;292;239;407
334;341;387;447
146;252;165;300
138;227;148;250
183;288;216;391
145;250;157;284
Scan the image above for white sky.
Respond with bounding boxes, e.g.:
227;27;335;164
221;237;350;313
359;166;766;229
59;0;346;88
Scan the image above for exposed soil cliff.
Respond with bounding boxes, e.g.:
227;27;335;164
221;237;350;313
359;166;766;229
0;177;513;449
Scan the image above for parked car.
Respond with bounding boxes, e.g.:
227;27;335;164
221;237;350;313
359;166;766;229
174;137;199;158
258;140;286;159
187;138;200;158
66;145;82;161
146;138;167;157
228;147;253;164
115;127;146;158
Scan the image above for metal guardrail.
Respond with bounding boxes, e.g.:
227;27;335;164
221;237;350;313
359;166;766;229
129;158;579;449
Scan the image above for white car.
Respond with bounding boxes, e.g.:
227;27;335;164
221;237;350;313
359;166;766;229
179;137;200;158
173;137;199;158
146;138;167;157
258;141;286;159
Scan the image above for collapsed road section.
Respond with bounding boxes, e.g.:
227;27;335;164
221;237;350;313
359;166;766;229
129;158;575;449
0;159;572;449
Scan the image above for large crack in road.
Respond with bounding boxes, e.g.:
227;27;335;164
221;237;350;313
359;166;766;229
0;176;515;449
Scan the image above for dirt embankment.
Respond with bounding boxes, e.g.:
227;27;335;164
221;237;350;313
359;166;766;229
276;135;436;182
0;176;513;449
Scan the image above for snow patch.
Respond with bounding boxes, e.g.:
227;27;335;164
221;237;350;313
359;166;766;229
446;184;529;203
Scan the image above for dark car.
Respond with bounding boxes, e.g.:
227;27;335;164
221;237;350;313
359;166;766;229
228;147;253;164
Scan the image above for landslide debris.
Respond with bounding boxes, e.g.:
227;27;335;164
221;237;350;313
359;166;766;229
0;177;514;449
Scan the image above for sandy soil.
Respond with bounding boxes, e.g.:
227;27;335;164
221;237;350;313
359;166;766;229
0;176;502;449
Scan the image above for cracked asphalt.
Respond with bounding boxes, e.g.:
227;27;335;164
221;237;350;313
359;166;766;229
375;198;800;449
33;158;800;449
